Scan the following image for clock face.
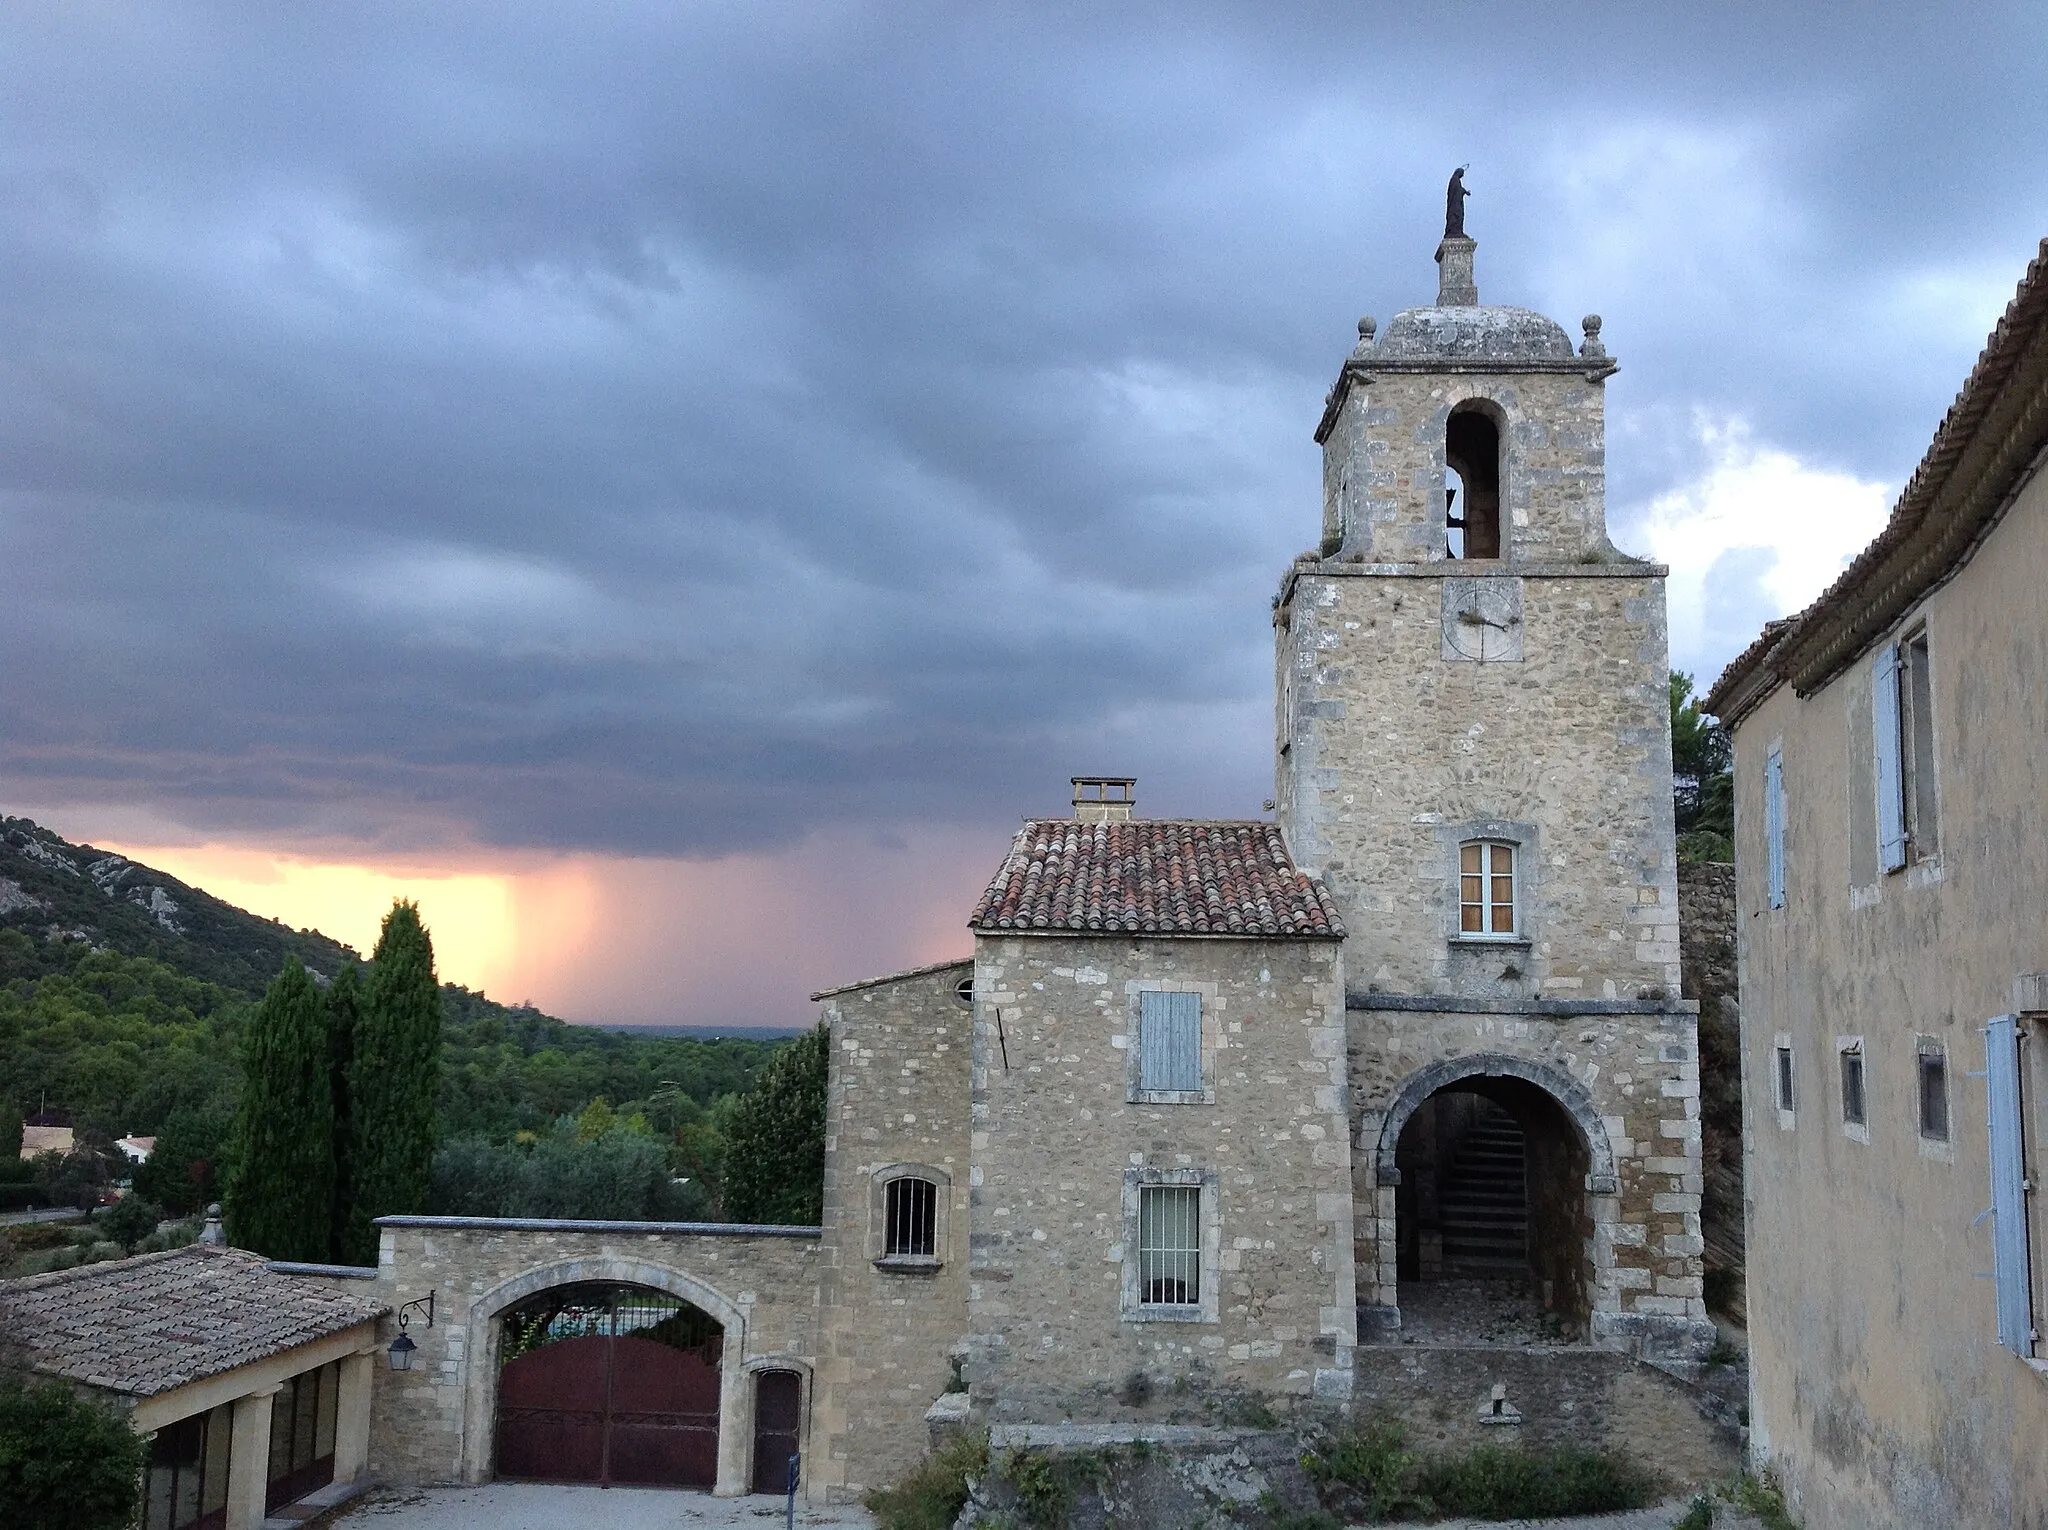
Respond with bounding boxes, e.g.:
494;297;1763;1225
1440;577;1524;662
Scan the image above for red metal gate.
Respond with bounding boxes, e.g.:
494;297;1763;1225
494;1284;722;1487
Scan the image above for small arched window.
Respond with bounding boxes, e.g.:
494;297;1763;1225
1445;406;1502;559
883;1176;938;1258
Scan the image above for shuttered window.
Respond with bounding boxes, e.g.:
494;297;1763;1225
1986;1017;2035;1356
1764;748;1786;909
1138;991;1203;1094
1874;644;1908;872
1138;1185;1201;1306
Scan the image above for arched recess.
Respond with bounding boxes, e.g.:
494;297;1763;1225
1364;1052;1619;1338
1444;398;1506;559
458;1256;752;1495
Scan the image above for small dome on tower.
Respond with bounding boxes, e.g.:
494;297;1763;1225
1373;304;1578;363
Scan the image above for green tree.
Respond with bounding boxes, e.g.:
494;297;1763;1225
99;1193;163;1251
225;958;334;1260
718;1024;828;1225
326;962;363;1264
133;1106;233;1216
0;1369;146;1530
343;902;441;1263
1671;670;1734;859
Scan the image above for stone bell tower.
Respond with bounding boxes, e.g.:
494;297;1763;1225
1274;191;1709;1359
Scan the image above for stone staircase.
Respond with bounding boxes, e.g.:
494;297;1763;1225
1438;1104;1529;1276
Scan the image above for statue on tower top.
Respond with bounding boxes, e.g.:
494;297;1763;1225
1444;167;1470;240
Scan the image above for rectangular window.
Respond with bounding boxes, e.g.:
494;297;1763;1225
883;1176;938;1259
1138;1185;1201;1306
1764;748;1786;909
1137;991;1203;1094
1459;841;1517;935
1876;632;1939;873
1839;1043;1866;1127
1919;1047;1950;1142
1776;1044;1796;1114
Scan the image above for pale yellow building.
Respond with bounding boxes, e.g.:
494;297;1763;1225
1709;238;2048;1527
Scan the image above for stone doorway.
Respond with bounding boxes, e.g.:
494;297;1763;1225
1374;1064;1603;1344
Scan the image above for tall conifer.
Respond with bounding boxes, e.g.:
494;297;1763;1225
326;962;363;1264
343;901;441;1261
225;958;335;1260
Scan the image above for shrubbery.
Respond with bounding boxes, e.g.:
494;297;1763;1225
863;1431;988;1530
0;1369;145;1530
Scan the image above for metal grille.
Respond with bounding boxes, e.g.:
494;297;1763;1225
1138;1185;1200;1306
501;1283;722;1365
1138;991;1202;1092
884;1176;937;1258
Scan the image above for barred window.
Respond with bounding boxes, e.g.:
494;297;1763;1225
1459;841;1517;935
1138;1185;1200;1306
1138;991;1202;1094
884;1176;937;1259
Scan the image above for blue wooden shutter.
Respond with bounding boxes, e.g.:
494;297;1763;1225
1764;748;1786;910
1140;992;1202;1092
1986;1016;2035;1356
1874;644;1907;872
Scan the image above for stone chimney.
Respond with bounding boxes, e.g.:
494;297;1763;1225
1436;235;1478;306
1071;777;1136;823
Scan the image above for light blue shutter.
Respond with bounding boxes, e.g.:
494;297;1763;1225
1764;748;1785;910
1139;992;1202;1092
1874;644;1907;872
1986;1016;2035;1356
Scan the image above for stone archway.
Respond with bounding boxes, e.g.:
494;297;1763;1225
458;1257;752;1494
1362;1053;1620;1340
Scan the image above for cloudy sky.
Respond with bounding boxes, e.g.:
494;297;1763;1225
4;3;2043;1025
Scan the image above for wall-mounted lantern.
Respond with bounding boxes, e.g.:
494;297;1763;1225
387;1291;436;1371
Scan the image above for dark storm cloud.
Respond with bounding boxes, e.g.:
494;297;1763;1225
4;2;2045;855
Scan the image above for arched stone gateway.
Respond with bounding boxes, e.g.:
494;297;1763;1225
458;1256;756;1494
1361;1053;1622;1342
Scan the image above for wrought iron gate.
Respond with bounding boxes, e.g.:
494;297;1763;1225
494;1283;722;1487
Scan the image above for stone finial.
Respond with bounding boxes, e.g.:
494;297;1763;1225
1435;237;1478;306
1351;316;1377;357
1580;314;1606;358
199;1204;226;1245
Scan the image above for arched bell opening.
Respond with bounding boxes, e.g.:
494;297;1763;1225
1445;404;1504;559
493;1282;724;1488
1390;1076;1592;1342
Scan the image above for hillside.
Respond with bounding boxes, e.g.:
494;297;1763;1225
1;816;358;997
0;814;786;1157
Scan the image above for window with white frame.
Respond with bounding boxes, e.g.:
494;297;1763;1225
1875;629;1939;873
1137;991;1203;1095
1458;840;1517;936
1138;1185;1201;1307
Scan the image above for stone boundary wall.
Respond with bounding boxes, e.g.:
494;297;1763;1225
315;1218;824;1497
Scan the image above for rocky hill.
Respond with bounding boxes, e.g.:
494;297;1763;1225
0;815;359;998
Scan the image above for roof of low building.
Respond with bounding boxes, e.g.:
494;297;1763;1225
811;955;973;1001
0;1244;387;1397
1708;238;2048;726
968;820;1344;939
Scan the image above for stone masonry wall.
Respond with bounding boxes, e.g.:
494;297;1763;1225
1277;566;1681;1005
966;934;1355;1420
1676;862;1742;1311
358;1220;821;1493
811;961;973;1504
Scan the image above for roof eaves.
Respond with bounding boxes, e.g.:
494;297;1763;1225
810;955;973;1001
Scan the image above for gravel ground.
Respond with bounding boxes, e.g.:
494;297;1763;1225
1422;1499;1765;1530
331;1483;876;1530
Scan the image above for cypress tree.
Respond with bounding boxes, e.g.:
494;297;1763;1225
718;1023;828;1225
224;958;335;1260
343;901;441;1261
326;962;363;1264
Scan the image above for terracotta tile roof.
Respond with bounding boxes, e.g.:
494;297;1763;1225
0;1244;386;1397
968;820;1344;939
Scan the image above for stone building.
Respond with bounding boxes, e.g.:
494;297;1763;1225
296;214;1720;1506
1707;238;2048;1528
